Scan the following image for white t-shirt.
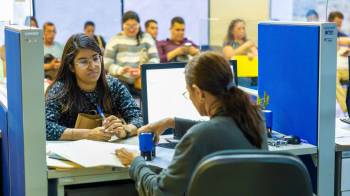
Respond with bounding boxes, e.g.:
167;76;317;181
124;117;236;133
44;41;63;59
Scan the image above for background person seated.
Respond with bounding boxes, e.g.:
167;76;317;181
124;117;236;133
45;34;143;141
43;22;63;80
222;19;258;60
104;11;159;95
306;9;319;22
328;11;348;37
157;16;199;63
336;45;350;115
84;21;106;53
144;19;158;41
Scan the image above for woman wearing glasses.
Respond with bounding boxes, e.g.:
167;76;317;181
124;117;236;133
116;52;268;196
104;11;159;95
45;34;142;141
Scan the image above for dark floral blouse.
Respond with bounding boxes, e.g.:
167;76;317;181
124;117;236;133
45;76;143;140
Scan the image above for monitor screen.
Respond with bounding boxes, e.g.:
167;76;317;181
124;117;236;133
141;61;237;124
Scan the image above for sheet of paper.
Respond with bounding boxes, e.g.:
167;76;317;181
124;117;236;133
46;156;77;169
47;140;139;168
148;147;175;168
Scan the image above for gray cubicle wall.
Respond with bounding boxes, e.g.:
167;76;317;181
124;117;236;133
5;25;46;196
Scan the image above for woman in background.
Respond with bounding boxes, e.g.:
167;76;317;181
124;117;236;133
104;11;159;95
223;19;258;59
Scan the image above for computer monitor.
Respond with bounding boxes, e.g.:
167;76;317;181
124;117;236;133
141;60;237;124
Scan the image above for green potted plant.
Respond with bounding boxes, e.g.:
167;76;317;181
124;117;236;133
257;92;272;138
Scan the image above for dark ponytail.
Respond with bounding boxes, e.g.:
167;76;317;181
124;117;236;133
221;87;262;148
185;51;263;148
122;10;143;45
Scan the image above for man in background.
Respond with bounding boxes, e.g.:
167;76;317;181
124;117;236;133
145;19;158;41
157;17;199;62
43;22;63;79
328;11;348;37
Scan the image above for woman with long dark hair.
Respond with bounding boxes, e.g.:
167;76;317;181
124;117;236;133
116;52;267;195
104;10;159;95
223;19;258;59
45;33;142;141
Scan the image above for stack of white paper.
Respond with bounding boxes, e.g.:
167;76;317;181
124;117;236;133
47;140;139;168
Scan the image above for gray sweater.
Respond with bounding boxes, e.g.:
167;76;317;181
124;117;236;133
130;113;268;196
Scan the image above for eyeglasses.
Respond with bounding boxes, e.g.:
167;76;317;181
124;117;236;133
124;23;139;29
182;91;189;99
75;54;102;68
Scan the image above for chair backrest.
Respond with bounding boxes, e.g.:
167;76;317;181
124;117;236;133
187;150;313;196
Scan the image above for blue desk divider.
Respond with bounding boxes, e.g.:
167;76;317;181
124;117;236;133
5;29;26;196
258;24;319;145
0;102;8;196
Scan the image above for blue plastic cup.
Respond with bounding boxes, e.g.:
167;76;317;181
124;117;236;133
263;110;273;137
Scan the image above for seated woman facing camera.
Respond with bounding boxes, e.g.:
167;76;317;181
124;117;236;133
45;34;142;141
116;52;268;196
223;19;258;59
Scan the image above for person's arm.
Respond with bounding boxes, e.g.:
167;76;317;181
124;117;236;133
233;40;257;56
144;34;160;64
338;37;350;46
167;47;184;62
129;132;201;196
174;117;199;139
223;40;257;59
46;98;112;141
157;41;169;63
188;41;200;56
59;127;111;141
112;78;143;136
223;45;235;59
104;37;122;76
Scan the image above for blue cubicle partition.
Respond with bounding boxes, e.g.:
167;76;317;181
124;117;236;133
258;24;319;145
0;102;8;196
258;22;337;196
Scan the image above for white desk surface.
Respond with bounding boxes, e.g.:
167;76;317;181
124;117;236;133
336;118;350;151
0;80;6;108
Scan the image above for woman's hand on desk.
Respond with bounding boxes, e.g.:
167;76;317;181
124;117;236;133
137;117;175;143
87;127;112;141
115;148;138;166
103;115;137;139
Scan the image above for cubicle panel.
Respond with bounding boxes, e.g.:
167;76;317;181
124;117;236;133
0;103;8;196
5;26;47;196
5;28;25;196
258;24;319;145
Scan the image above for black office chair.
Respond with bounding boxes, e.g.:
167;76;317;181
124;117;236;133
187;150;313;196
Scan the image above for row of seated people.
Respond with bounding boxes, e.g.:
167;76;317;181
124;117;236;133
40;11;257;95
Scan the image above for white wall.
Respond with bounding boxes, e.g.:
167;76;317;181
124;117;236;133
270;0;293;21
124;0;209;45
210;0;270;46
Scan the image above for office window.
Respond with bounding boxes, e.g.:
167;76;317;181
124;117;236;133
124;0;209;45
270;0;350;35
35;0;122;44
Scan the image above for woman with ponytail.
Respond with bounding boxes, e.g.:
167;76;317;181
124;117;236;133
115;51;267;196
